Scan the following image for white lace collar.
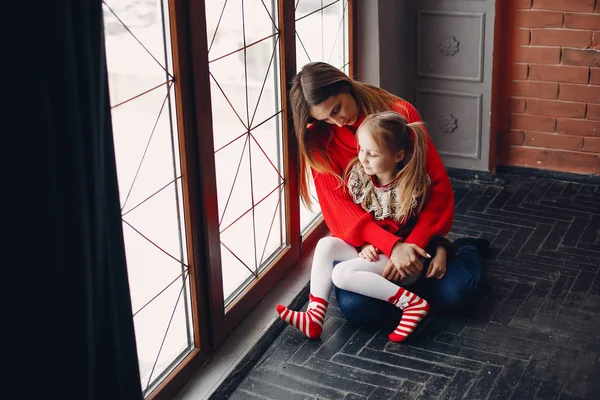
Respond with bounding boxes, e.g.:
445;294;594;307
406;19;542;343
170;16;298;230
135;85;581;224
347;165;430;221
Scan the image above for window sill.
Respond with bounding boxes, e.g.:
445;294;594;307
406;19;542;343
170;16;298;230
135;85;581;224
175;244;316;399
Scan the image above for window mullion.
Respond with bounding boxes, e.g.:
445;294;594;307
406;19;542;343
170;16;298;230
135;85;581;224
169;0;225;350
278;0;301;256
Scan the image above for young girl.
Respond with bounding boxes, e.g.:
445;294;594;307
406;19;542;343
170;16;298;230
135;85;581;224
277;111;453;343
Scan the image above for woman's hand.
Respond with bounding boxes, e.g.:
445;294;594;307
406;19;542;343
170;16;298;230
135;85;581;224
358;244;379;262
383;242;430;281
426;246;447;279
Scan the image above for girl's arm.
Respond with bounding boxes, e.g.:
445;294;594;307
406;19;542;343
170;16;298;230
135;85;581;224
426;245;448;279
425;235;457;256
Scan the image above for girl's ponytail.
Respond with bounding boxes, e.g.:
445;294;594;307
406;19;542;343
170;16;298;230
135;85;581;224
396;121;429;220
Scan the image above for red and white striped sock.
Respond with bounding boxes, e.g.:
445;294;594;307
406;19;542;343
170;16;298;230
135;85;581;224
276;294;328;339
387;288;430;343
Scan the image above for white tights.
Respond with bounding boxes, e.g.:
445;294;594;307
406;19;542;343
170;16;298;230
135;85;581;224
310;237;421;302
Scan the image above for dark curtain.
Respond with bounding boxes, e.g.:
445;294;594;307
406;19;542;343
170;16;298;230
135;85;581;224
11;1;144;398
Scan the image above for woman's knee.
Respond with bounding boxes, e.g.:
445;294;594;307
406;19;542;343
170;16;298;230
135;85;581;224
334;286;383;325
434;266;487;313
436;282;476;311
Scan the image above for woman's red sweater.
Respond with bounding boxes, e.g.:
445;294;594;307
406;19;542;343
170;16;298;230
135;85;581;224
310;100;454;257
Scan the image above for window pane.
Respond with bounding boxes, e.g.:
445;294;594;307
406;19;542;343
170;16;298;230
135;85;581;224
296;0;349;235
102;0;193;394
299;175;322;235
206;0;286;305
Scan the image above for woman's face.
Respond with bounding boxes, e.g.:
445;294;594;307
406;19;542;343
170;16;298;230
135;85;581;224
309;92;359;127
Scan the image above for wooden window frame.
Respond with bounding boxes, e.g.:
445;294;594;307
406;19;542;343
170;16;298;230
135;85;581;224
146;1;355;398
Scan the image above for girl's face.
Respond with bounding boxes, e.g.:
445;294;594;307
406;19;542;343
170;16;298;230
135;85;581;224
309;92;359;127
357;128;405;181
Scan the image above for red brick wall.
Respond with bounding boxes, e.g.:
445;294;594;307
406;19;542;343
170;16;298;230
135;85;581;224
499;0;600;175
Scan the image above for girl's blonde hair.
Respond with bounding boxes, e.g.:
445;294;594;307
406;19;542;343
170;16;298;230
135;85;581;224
289;62;406;208
345;111;430;221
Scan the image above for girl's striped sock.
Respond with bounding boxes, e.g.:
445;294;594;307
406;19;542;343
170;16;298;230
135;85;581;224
387;288;430;342
276;294;328;339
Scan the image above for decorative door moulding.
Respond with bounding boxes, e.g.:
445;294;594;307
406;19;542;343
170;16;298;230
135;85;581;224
415;88;483;160
417;10;486;82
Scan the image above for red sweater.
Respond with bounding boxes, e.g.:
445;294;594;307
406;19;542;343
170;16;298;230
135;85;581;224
311;100;454;256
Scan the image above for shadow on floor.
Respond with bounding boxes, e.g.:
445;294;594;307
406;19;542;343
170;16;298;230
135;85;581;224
229;173;600;400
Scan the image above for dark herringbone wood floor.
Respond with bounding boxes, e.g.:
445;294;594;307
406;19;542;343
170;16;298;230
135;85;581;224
229;174;600;400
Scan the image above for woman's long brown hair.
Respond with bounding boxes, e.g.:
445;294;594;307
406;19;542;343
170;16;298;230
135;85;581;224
344;111;430;222
289;62;406;209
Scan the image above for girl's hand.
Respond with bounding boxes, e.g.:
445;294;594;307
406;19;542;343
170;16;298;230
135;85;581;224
382;259;401;282
426;246;447;279
388;242;430;280
358;244;379;262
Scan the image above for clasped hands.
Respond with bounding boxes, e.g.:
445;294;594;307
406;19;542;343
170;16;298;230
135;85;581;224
359;241;447;282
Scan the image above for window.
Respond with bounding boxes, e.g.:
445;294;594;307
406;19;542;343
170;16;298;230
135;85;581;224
102;1;193;395
102;0;352;397
206;0;286;304
295;0;351;233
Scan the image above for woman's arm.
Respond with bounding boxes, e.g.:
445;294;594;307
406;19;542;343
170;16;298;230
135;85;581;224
392;101;454;248
313;170;402;257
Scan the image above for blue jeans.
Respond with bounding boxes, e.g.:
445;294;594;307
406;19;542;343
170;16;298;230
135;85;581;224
333;245;487;327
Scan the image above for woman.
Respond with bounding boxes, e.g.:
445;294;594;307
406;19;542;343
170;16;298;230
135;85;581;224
277;112;452;342
289;61;488;326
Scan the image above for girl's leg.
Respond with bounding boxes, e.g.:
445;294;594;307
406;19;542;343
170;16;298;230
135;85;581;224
276;237;359;338
309;237;360;300
331;256;393;298
331;257;430;343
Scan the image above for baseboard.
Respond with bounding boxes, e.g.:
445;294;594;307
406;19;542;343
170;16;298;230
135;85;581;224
447;166;600;185
495;165;600;184
445;167;498;183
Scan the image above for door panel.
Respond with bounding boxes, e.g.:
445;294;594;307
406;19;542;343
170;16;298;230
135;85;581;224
414;1;495;171
417;89;483;160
